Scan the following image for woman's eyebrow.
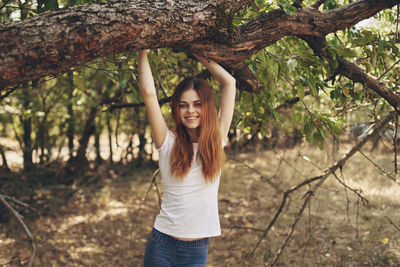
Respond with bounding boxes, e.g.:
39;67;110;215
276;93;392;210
179;100;201;103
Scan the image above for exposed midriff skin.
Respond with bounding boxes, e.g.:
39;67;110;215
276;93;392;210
172;236;205;241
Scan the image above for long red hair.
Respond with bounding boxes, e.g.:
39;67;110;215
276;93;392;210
170;77;225;182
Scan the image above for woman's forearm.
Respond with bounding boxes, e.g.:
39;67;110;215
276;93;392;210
194;55;236;87
138;50;156;97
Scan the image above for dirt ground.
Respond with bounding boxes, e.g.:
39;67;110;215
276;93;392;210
0;143;399;266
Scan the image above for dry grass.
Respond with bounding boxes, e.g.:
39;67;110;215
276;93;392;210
0;142;399;266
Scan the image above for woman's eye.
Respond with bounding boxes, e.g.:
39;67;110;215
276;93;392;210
195;103;202;107
179;104;188;108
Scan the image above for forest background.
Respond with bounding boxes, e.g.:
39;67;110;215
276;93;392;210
0;0;400;266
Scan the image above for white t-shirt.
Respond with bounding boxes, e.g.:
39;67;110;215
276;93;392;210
153;130;224;238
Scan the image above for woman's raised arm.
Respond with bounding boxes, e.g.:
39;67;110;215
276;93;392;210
138;50;168;148
194;55;236;139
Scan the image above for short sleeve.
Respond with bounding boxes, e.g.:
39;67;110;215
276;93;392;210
222;137;227;148
158;130;174;154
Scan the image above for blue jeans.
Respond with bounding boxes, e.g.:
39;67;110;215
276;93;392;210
143;228;209;267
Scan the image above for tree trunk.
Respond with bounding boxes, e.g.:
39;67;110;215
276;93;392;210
21;86;33;172
64;105;98;179
0;145;10;172
37;93;49;164
137;132;146;165
38;115;48;164
75;106;97;164
106;115;113;164
66;72;75;160
94;121;103;165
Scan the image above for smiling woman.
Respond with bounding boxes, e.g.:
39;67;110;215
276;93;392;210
138;50;236;266
178;89;202;133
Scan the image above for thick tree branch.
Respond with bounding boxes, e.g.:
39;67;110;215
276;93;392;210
337;58;400;112
302;35;400;113
0;0;397;90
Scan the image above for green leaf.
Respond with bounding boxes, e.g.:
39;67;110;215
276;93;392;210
307;79;317;97
119;80;127;89
75;75;85;90
287;58;297;72
277;0;297;15
44;0;59;10
391;41;399;56
295;80;304;99
334;47;357;58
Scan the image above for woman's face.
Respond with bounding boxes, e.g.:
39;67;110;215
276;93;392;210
178;88;202;130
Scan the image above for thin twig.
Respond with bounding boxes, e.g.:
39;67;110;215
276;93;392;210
263;141;310;180
229;158;284;193
355;196;360;239
300;195;312;264
0;194;36;267
129;168;160;244
228;225;265;232
358;150;400;186
153;178;162;209
378;59;400;81
394;114;398;174
246;173;323;259
385;216;400;231
332;171;369;206
81;63;113;72
338;169;352;225
246;190;290;259
105;97;171;112
0;84;21;103
275;91;310;111
396;4;399;42
270;190;313;266
0;0;12;10
2;195;39;214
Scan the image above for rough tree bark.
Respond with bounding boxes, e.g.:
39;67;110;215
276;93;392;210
0;0;250;88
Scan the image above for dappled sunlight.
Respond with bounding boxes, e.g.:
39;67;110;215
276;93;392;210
221;144;400;265
2;146;399;266
58;200;128;232
346;179;399;203
70;244;104;255
0;235;15;245
58;200;129;233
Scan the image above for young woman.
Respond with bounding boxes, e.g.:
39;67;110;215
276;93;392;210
138;50;236;267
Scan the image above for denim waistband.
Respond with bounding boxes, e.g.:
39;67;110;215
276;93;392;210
150;228;209;249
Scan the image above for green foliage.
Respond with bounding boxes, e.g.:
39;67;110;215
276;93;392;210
36;0;59;13
0;0;399;165
276;0;297;15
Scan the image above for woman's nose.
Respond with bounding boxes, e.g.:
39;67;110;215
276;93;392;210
187;104;195;112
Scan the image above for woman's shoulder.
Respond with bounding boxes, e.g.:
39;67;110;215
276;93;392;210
158;128;176;153
168;128;177;138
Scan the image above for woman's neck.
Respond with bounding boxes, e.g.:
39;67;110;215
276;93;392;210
186;127;199;143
